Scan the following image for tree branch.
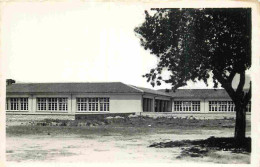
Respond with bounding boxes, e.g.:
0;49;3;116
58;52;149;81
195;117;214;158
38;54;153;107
227;71;236;83
213;70;236;100
244;81;251;104
236;71;245;95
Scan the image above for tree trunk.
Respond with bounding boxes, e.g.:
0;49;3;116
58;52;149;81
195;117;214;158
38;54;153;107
234;103;246;140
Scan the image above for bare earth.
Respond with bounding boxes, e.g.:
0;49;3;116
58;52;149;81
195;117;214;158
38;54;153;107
6;123;251;164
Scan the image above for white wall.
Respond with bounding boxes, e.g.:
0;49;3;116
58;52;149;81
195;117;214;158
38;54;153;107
172;98;233;113
110;94;142;113
72;93;142;113
6;93;142;114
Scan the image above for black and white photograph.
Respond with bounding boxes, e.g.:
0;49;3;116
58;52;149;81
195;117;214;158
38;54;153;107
1;1;260;166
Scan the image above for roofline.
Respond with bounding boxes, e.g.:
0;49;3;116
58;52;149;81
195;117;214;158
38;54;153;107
131;86;173;97
7;81;124;84
126;85;144;93
6;92;143;95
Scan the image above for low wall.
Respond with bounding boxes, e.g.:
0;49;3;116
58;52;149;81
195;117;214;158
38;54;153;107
140;112;251;120
6;112;251;123
6;114;75;122
75;112;135;120
6;113;135;123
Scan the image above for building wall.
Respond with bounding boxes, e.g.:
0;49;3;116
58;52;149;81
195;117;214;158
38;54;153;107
6;93;142;114
110;94;142;113
142;94;172;112
171;98;240;113
6;93;249;115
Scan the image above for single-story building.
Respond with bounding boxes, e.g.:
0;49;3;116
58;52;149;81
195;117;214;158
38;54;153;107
6;82;250;120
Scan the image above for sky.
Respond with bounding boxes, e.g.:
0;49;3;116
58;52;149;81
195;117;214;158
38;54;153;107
2;2;251;89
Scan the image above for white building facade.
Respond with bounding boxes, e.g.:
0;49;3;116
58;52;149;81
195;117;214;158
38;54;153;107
6;82;250;120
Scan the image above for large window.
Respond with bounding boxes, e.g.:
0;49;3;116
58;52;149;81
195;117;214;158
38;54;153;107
209;101;230;112
174;101;182;111
59;98;68;111
77;97;110;112
100;98;110;112
10;98;19;110
20;98;28;110
88;98;99;111
209;101;251;112
6;97;29;111
48;98;58;111
174;101;200;112
38;98;47;111
37;98;68;112
77;98;88;111
192;101;200;111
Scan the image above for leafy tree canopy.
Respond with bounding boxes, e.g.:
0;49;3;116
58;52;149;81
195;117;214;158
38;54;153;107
135;8;251;139
135;8;251;100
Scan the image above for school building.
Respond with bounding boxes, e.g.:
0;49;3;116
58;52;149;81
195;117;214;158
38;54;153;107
6;82;250;120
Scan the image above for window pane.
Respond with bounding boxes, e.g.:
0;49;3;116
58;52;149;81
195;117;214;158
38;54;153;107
37;98;47;110
10;98;19;110
58;98;68;111
20;98;28;111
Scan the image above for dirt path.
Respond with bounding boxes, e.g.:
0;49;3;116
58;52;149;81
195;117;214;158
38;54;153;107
6;127;250;163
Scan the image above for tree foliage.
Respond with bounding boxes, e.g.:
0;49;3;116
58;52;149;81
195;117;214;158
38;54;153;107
135;8;250;88
135;8;251;139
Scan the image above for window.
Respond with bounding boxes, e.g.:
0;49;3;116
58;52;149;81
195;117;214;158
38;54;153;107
6;97;29;111
38;98;47;111
209;101;232;112
37;98;67;112
192;101;200;111
10;98;19;110
48;98;58;111
209;101;218;111
20;98;28;111
174;101;200;112
218;101;227;112
174;101;182;111
100;98;110;111
77;97;110;112
183;101;192;111
209;101;251;112
59;98;68;111
88;98;98;111
77;98;88;111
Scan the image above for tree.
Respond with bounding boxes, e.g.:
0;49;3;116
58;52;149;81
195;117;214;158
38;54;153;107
6;79;16;86
134;8;251;140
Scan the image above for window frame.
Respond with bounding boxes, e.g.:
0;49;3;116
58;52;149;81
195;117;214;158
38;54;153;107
37;97;68;112
173;101;201;112
6;97;29;111
77;97;110;112
208;100;243;112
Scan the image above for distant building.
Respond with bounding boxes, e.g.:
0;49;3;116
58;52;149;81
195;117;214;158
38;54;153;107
6;82;250;119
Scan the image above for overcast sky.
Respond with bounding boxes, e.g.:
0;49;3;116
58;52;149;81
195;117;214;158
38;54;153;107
2;2;250;89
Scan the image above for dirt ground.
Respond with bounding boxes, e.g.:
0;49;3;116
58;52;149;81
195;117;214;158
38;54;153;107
6;117;251;164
